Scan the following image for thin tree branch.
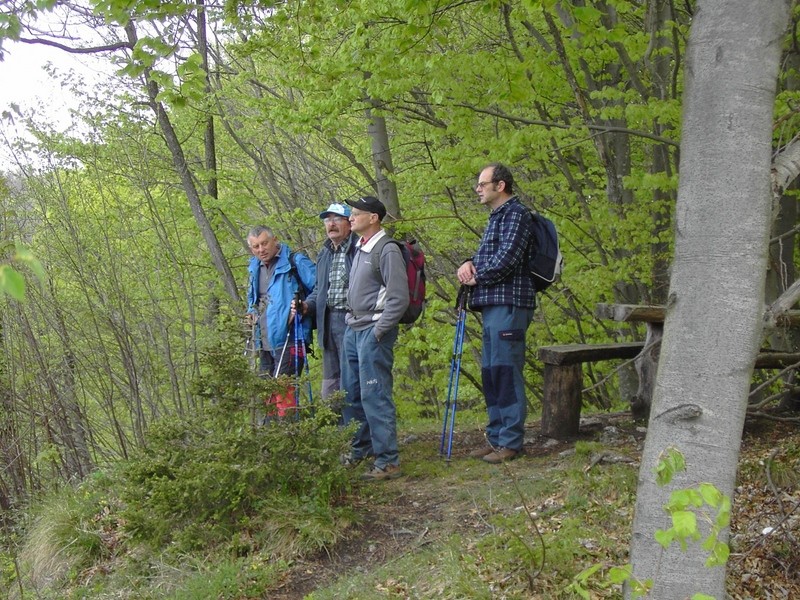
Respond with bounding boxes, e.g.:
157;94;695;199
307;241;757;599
17;37;132;54
451;103;679;147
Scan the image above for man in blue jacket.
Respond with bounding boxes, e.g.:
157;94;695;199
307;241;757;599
247;226;316;418
296;203;358;404
457;163;535;464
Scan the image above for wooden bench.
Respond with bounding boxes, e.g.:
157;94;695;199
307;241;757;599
538;342;645;440
538;342;800;441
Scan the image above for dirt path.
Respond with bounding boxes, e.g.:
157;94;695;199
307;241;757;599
271;415;800;599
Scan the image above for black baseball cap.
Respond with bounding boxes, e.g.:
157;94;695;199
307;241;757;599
346;196;387;220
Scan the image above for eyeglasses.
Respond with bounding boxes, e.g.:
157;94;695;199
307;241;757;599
323;216;347;224
350;210;370;218
476;180;495;189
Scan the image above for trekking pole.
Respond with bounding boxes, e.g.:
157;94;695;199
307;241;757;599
274;328;292;377
440;285;469;461
292;291;314;417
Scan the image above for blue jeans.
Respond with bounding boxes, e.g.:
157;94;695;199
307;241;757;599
341;325;399;469
480;305;534;451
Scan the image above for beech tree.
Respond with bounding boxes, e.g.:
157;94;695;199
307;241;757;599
629;1;794;597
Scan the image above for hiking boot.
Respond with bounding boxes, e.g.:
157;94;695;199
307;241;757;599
468;446;495;459
360;464;402;481
482;447;521;464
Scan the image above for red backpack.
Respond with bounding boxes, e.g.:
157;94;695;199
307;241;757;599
370;236;427;324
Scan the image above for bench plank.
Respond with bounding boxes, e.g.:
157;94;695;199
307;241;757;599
538;342;645;366
755;352;800;368
538;342;800;440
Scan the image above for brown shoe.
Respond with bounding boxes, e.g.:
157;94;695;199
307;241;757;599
360;464;402;481
482;447;521;464
468;446;495;459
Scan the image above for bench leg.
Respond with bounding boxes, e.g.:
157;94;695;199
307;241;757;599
541;363;582;440
632;323;663;420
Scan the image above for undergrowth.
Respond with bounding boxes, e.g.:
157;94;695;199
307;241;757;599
4;338;358;599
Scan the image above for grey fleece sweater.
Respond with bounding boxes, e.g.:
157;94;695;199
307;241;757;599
345;230;410;340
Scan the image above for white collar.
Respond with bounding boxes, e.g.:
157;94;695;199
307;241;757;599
357;229;387;252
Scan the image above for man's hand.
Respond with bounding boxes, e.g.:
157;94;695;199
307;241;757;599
290;299;307;320
457;260;478;286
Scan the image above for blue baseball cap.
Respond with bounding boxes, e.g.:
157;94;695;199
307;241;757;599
319;203;351;219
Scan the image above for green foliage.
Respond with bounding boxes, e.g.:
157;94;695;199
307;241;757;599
1;0;794;594
119;348;355;553
17;475;123;589
0;263;24;300
189;332;267;414
121;331;340;551
165;555;288;600
653;446;686;486
656;483;731;568
606;448;731;597
651;449;731;567
12;344;357;596
0;243;45;301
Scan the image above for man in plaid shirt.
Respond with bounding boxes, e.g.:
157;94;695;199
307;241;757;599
296;203;358;406
457;163;535;464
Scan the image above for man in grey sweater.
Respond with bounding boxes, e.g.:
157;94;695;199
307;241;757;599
341;196;409;481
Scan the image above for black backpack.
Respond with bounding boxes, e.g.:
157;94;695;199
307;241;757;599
526;211;563;292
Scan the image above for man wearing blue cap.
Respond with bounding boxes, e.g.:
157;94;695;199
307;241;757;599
296;203;358;403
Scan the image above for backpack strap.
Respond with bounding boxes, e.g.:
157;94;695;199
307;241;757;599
369;236;400;285
288;251;312;299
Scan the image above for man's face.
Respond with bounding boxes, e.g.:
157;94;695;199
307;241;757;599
247;232;280;263
348;209;376;236
323;214;351;244
476;167;502;207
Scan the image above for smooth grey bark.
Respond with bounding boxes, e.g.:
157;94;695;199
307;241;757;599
365;100;401;221
628;1;792;598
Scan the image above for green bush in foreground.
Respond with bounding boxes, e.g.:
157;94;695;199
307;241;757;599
119;403;355;554
12;339;359;598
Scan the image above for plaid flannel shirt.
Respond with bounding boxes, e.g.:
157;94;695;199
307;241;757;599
470;197;536;309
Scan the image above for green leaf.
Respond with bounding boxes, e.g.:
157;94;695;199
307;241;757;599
631;579;654;599
654;528;673;549
698;482;723;508
667;488;702;511
13;245;46;282
573;563;602;582
608;564;633;584
653;447;685;486
672;510;698;539
0;265;26;300
716;495;732;528
704;541;730;568
573;5;603;23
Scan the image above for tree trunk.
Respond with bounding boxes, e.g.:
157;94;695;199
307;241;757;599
646;0;678;305
629;2;792;598
365;99;401;221
124;21;240;305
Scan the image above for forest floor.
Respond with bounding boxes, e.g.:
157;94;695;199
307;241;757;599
268;413;800;599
